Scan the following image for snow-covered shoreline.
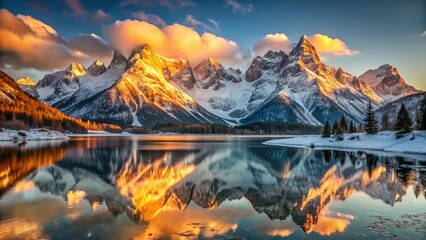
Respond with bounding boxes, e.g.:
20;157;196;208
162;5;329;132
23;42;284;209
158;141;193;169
0;129;69;141
264;131;426;155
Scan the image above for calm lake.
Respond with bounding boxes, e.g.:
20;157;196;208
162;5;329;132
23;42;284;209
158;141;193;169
0;135;425;240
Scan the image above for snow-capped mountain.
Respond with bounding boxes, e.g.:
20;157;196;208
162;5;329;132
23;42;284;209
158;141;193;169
19;35;422;127
241;36;383;125
56;44;225;127
87;60;107;76
16;76;36;86
359;64;421;103
16;76;39;98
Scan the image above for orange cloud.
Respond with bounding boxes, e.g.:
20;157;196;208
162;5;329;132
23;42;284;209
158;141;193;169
253;33;292;56
0;9;111;74
311;208;355;236
308;34;360;57
103;19;246;66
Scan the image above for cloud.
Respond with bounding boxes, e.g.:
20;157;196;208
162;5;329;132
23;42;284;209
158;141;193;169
132;11;166;27
120;0;196;9
226;0;254;14
253;33;359;59
103;19;245;66
0;9;112;75
64;0;87;18
308;34;360;57
26;1;49;13
184;15;220;32
421;30;426;37
253;33;292;56
208;19;220;29
92;9;111;24
68;33;112;60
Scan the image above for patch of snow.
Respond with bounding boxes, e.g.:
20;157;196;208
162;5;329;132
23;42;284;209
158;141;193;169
264;131;426;156
0;128;69;141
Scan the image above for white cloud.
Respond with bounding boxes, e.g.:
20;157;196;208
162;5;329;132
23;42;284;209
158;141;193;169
226;0;253;14
92;9;111;24
184;15;220;32
132;11;166;27
253;33;292;56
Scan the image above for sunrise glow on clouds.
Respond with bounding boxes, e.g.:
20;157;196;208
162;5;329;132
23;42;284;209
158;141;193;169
1;7;358;75
253;33;360;59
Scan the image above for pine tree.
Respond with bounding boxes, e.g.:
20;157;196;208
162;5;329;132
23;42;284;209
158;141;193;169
364;101;378;134
322;120;331;138
334;124;344;141
349;121;356;133
394;103;412;135
332;121;339;135
381;112;390;131
419;95;426;130
340;115;348;132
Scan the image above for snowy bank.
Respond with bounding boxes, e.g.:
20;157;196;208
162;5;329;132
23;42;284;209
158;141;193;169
0;128;69;141
264;131;426;155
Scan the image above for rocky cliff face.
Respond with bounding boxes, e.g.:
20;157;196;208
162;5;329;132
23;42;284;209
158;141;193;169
359;64;421;103
87;60;107;76
241;36;381;125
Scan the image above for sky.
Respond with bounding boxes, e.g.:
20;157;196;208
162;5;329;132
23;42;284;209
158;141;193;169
0;0;425;89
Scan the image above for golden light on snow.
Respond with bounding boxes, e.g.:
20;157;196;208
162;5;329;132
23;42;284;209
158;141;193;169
116;153;195;222
67;190;87;206
13;180;35;193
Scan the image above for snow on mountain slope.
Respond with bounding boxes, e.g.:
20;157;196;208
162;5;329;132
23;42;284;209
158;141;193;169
16;35;422;127
16;76;39;98
16;76;36;86
178;51;287;122
359;64;421;103
61;44;225;127
35;63;86;103
241;36;382;125
375;92;426;126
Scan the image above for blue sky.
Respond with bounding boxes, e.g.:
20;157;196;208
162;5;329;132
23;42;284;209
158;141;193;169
1;0;425;89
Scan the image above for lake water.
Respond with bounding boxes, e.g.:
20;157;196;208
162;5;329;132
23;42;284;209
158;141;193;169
0;135;425;240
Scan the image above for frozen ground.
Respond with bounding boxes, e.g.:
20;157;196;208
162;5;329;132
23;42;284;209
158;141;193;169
0;129;69;141
264;131;426;155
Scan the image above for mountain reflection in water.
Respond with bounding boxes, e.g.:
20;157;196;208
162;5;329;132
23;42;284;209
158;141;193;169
0;136;425;239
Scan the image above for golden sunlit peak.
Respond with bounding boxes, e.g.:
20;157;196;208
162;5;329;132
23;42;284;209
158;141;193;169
16;76;36;86
93;60;104;66
208;57;221;67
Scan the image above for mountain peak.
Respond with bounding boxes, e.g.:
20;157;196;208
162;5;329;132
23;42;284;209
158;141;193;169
108;50;127;69
16;76;36;86
87;60;107;76
65;63;86;78
289;35;321;64
208;57;221;67
378;64;399;75
125;44;160;71
359;64;420;102
129;44;153;58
